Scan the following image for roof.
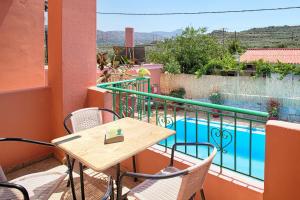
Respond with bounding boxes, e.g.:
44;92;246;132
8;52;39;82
240;48;300;64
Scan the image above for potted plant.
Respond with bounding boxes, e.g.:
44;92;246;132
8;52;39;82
169;88;186;110
267;99;280;120
209;90;223;118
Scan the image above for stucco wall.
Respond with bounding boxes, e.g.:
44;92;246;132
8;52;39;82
160;74;300;121
264;121;300;200
0;0;45;91
0;87;52;171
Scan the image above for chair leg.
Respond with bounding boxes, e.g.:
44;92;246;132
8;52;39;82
132;156;138;182
200;189;206;200
67;158;76;187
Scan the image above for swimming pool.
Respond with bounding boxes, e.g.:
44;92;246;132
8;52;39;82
159;118;265;180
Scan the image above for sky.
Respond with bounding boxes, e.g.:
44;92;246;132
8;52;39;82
97;0;300;32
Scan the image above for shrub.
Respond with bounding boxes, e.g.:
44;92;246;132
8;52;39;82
169;88;186;99
163;58;181;74
267;99;280;118
272;61;296;79
209;90;223;105
254;59;272;78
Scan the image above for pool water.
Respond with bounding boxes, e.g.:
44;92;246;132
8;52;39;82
159;118;265;180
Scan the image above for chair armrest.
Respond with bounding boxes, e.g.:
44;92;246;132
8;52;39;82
170;142;215;166
121;170;188;180
0;138;54;147
98;108;122;119
0;181;29;200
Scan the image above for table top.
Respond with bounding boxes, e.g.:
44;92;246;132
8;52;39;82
52;117;175;171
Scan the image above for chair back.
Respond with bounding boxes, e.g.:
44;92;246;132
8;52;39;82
68;107;102;133
0;165;7;182
177;146;217;200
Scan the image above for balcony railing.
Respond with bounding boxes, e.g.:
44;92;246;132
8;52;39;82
98;77;268;180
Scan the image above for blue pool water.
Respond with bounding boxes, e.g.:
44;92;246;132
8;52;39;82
159;118;265;180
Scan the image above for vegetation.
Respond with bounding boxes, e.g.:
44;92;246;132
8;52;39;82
209;90;223;105
97;47;135;83
211;25;300;48
148;27;224;75
253;59;300;79
169;88;186;99
267;99;280;119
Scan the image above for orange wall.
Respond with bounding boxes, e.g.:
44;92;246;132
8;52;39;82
121;148;263;200
0;0;45;91
48;0;96;159
0;87;52;170
264;120;300;200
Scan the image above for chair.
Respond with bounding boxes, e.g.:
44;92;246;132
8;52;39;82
118;142;217;200
63;107;138;183
0;138;70;200
0;137;114;200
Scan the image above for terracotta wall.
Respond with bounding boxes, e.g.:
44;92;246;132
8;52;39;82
264;120;300;200
48;0;96;161
0;0;45;91
0;87;52;171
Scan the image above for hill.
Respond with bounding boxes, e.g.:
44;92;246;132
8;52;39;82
210;25;300;48
97;29;182;46
97;25;300;48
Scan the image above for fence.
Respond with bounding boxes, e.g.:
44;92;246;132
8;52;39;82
98;77;269;180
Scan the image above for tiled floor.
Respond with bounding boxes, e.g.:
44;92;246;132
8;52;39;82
7;157;140;200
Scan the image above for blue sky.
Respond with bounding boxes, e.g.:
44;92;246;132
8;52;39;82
97;0;300;32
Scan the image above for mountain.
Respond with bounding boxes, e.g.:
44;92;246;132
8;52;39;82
210;25;300;48
97;29;182;46
97;25;300;48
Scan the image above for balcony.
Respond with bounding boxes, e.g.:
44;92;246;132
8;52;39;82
1;1;300;200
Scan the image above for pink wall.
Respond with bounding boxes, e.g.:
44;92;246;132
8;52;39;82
264;120;300;200
0;87;52;171
0;0;45;92
48;0;97;159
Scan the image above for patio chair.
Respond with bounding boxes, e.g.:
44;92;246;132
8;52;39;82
0;137;71;200
117;142;217;200
0;137;115;200
63;107;138;183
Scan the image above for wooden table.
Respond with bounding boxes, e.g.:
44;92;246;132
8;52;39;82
52;117;175;199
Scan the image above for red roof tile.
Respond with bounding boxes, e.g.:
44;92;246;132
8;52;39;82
240;48;300;64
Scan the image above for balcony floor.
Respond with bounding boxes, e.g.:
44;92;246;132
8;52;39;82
7;157;140;199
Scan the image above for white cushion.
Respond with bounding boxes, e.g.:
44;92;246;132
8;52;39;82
0;165;67;200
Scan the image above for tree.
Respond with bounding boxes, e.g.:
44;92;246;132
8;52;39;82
147;27;224;74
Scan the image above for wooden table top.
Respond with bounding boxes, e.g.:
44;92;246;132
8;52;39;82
52;117;175;172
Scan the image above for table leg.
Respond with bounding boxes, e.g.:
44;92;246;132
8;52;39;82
79;162;85;200
132;156;138;182
116;163;121;200
66;155;77;200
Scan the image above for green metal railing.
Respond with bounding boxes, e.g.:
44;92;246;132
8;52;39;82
98;77;268;180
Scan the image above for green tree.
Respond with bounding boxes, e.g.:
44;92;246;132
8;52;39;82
147;27;224;74
227;39;244;55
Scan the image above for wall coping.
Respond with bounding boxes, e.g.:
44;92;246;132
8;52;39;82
0;86;50;95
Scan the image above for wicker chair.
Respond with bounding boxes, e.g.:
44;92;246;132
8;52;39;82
0;137;114;200
63;107;138;183
118;142;217;200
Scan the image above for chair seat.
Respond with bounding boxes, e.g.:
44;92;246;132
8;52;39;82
127;167;183;200
0;165;67;200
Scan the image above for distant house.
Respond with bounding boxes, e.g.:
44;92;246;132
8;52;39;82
240;48;300;64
